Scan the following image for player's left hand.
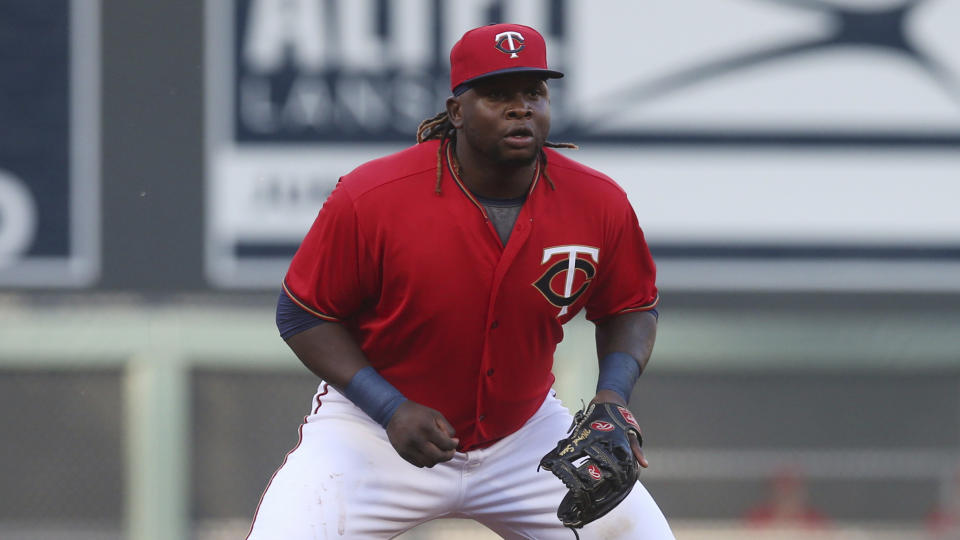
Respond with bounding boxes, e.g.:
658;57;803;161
538;393;646;530
593;390;648;468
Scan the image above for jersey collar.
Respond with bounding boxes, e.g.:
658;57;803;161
444;141;543;219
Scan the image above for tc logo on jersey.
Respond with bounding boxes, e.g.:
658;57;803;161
590;421;615;432
533;245;599;317
495;31;525;58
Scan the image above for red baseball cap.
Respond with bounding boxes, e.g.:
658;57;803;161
449;23;563;96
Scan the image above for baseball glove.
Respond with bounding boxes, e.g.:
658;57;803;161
539;401;643;532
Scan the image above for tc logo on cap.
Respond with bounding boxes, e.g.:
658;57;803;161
495;31;525;58
449;24;562;93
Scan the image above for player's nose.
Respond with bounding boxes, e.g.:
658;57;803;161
505;98;533;119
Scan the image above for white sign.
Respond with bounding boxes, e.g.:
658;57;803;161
206;0;960;290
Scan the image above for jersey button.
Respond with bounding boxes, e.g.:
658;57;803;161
490;321;499;329
486;368;495;376
479;415;486;421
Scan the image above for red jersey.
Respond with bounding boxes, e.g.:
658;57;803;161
283;140;658;450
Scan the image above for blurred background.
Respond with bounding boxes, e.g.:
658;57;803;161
1;0;959;538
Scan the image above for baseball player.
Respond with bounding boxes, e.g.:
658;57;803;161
247;23;674;539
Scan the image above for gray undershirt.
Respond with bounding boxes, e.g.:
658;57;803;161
475;194;526;246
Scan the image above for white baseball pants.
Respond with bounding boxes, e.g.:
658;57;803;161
246;384;675;539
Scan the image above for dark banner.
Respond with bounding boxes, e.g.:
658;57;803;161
0;0;98;287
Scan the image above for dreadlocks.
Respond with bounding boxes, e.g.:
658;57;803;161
415;111;578;195
416;111;456;195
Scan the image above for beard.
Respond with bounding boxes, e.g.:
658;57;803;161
494;146;541;167
457;122;549;169
476;135;545;168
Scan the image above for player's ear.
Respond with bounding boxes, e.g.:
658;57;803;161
446;97;464;129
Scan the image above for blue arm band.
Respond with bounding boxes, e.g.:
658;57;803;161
343;366;408;428
276;291;326;340
596;352;641;403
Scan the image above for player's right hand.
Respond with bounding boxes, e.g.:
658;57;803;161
386;400;459;468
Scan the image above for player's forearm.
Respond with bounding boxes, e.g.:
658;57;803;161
593;311;658;404
285;322;411;429
595;310;658;372
285;322;372;390
277;291;410;427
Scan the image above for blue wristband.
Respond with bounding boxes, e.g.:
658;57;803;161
343;366;408;428
596;352;641;403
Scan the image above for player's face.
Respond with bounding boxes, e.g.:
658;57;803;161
451;74;551;167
